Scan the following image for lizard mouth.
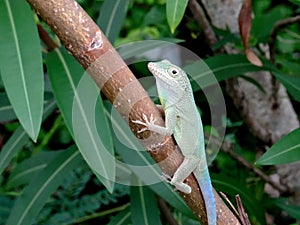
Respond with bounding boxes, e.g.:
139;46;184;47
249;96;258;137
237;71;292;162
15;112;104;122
147;62;165;79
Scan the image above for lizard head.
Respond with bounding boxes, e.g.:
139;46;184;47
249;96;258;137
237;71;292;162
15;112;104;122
147;60;190;90
147;60;192;106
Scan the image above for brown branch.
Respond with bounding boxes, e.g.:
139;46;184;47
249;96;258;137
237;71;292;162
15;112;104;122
269;15;300;64
26;0;239;224
268;15;300;105
236;195;251;225
37;24;59;51
157;196;179;225
188;0;218;47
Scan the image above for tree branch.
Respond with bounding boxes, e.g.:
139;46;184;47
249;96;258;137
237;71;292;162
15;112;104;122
269;15;300;64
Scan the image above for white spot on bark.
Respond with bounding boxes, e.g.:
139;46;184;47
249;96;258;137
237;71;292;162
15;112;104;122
87;31;103;51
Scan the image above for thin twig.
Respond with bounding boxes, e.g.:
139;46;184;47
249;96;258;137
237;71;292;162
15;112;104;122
157;196;179;225
269;15;300;64
221;139;289;194
236;195;251;225
268;15;300;106
188;0;218;46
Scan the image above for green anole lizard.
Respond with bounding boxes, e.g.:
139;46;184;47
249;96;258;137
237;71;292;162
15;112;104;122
132;60;216;225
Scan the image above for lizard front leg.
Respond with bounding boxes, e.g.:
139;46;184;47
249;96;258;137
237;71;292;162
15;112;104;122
132;107;176;136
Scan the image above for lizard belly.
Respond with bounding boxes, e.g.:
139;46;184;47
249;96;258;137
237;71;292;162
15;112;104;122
174;119;201;156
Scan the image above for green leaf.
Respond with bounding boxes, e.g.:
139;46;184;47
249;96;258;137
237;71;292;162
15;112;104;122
166;0;189;33
143;5;166;26
107;207;131;225
97;0;130;44
240;75;266;93
288;0;300;7
256;128;300;165
274;72;300;102
0;92;16;122
117;39;184;61
0;100;56;176
277;58;300;76
6;146;83;225
184;54;270;90
46;48;115;192
252;6;292;42
6;151;62;189
130;176;162;225
274;198;300;220
0;0;44;141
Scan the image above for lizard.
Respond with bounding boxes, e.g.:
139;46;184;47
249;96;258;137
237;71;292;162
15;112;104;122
132;60;216;225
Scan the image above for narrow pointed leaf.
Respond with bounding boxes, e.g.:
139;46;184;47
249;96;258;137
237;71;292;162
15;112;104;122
275;198;300;220
130;176;162;225
117;39;183;61
0;100;56;175
46;48;115;192
97;0;130;43
6;151;62;189
107;207;131;225
6;146;82;225
184;54;273;90
0;0;44;141
0;93;16;122
256;128;300;165
166;0;189;33
274;72;300;102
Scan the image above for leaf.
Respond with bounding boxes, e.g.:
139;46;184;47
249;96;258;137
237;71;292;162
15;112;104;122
238;0;252;50
107;207;131;225
0;0;44;141
274;72;300;102
256;128;300;165
245;49;263;67
6;151;62;189
0;100;56;176
117;39;184;61
6;146;83;225
46;48;115;192
238;0;262;66
130;175;162;225
166;0;189;33
97;0;130;44
142;5;166;27
277;58;300;76
184;54;268;90
0;92;16;122
274;198;300;220
252;6;292;42
240;75;266;93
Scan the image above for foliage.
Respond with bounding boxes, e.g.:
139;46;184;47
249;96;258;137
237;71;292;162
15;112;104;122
0;0;300;224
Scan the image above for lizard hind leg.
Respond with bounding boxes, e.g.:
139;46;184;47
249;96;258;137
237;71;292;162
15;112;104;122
169;156;199;194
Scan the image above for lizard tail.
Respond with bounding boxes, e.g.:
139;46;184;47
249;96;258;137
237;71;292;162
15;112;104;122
194;167;216;225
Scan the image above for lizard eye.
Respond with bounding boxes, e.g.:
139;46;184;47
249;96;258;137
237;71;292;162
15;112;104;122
169;67;179;77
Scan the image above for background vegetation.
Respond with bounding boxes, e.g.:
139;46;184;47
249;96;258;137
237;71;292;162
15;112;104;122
0;0;300;224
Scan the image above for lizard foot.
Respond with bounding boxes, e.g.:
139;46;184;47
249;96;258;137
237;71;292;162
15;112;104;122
132;113;156;133
170;181;192;194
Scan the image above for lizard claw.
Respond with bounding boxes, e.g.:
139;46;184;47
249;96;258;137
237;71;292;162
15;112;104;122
161;173;172;182
132;113;156;133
